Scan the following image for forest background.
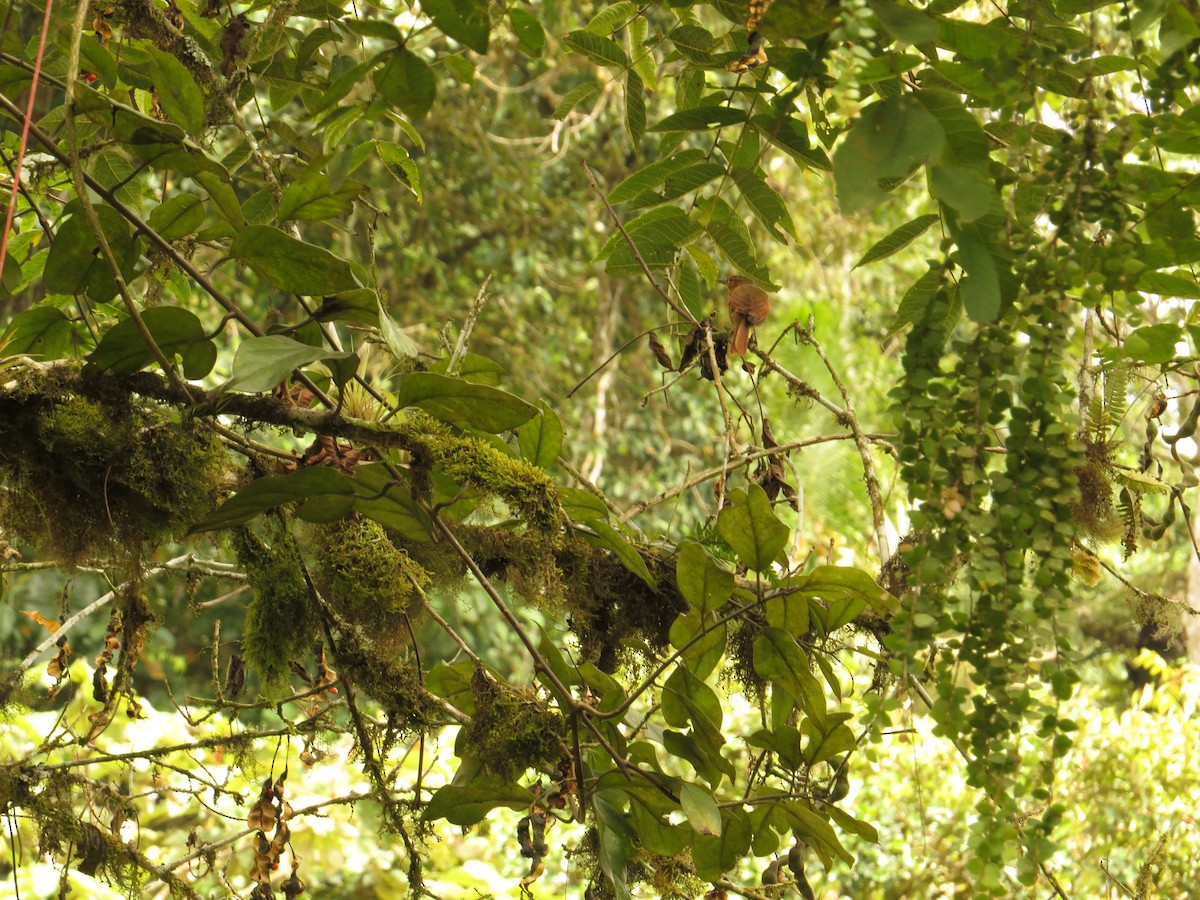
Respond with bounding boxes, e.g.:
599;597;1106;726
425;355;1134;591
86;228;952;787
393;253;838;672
1;0;1199;897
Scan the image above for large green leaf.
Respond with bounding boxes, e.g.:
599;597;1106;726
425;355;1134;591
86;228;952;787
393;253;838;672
691;807;752;881
1;306;77;359
230;226;360;295
680;782;722;836
509;9;545;57
146;193;206;240
422;781;534;827
608;149;706;203
146;48;206;135
789;566;899;616
562;30;630;69
43;206;139;303
189;467;357;533
855;214;940;268
422;0;490;53
675;542;734;615
226;334;359;393
517;403;564;469
753;627;826;725
86;306;217;379
717;485;790;572
394;372;538;432
374;48;436;119
832;96;945;214
649;104;747;132
731;168;799;243
579;521;656;587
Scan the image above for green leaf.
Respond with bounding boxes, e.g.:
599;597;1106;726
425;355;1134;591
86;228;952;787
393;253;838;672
560;488;611;524
1122;324;1183;364
189;467;356;533
509;9;545;57
625;70;645;145
395;372;537;432
854;214;939;268
675;542;735;615
350;463;434;541
669;24;715;62
691;808;752;881
730;168;799;244
563;30;630;69
956;228;1001;321
648;104;747;132
1138;270;1200;300
765;590;809;637
581;520;656;587
930;165;995;222
518;403;564;468
753;627;826;725
422;781;534;827
669;609;727;680
43;206;139;303
706;220;770;282
2;306;76;359
146;193;206;240
227;334;359;393
868;0;938;44
230;225;360;295
663;666;724;734
584;2;637;35
593;791;635;900
146;48;205;135
376;141;423;203
790;567;899;616
717;485;790;572
680;783;722;836
310;289;380;328
378;302;418;359
86;306;217;379
608;149;706;203
629;793;690;856
802;719;856;764
422;0;490;53
751;113;832;171
833;96;945;214
554;81;602;119
374;48;436;119
826;804;880;843
194;171;245;228
277;175;361;222
785;801;854;868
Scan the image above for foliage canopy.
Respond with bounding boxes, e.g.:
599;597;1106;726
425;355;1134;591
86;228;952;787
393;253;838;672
1;0;1199;897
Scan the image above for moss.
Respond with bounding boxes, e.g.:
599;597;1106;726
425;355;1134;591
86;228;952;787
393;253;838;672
233;521;319;699
0;387;227;565
561;540;683;673
331;633;441;732
312;518;430;639
459;666;565;781
402;412;565;536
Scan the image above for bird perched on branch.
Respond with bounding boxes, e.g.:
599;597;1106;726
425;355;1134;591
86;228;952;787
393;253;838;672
722;276;771;356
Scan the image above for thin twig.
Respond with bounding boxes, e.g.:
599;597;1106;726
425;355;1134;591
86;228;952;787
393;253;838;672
448;274;492;376
793;317;890;561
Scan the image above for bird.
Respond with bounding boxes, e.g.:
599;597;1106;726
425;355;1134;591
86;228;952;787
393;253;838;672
722;276;771;356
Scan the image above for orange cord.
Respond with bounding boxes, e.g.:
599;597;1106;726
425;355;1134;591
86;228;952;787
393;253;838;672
0;0;56;281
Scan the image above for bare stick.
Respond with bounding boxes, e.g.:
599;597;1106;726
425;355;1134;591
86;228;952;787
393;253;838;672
448;274;493;375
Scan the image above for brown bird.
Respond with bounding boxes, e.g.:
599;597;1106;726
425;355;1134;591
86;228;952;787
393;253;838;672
723;276;771;356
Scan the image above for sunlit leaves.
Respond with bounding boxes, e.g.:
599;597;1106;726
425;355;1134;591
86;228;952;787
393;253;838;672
146;48;206;135
422;780;534;827
717;485;790;572
227;335;359;393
